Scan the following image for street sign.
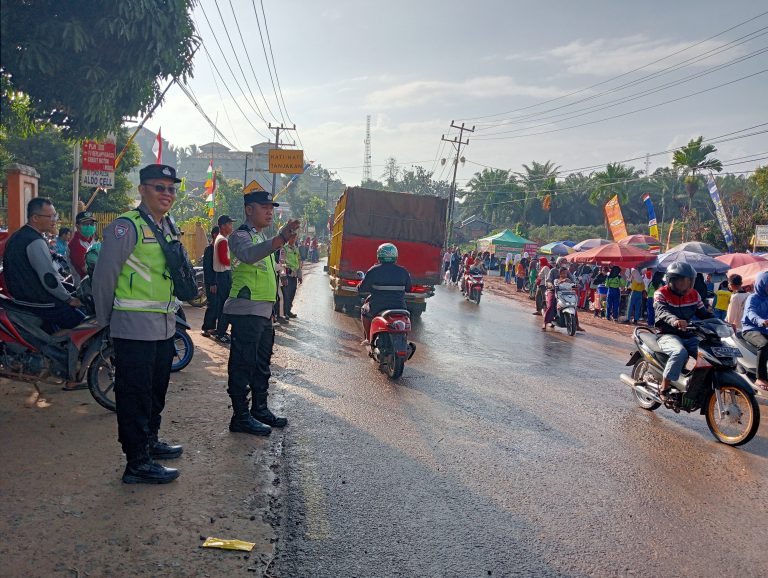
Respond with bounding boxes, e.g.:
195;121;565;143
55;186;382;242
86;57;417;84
81;139;116;189
81;170;114;188
243;179;265;193
268;149;304;174
755;225;768;247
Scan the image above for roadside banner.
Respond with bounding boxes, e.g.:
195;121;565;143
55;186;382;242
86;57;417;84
642;193;659;240
604;195;628;241
754;225;768;248
706;174;735;253
81;138;116;189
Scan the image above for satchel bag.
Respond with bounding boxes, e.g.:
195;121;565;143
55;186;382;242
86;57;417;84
137;209;199;302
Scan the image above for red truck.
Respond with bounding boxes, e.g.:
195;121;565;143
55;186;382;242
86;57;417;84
327;187;448;317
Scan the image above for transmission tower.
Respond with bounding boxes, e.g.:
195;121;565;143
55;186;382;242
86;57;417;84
363;115;372;182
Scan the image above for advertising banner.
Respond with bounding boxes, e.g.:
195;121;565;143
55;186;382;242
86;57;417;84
706;174;735;253
604;195;628;242
642;193;659;240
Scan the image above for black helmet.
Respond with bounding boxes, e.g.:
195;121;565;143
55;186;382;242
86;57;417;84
666;262;696;295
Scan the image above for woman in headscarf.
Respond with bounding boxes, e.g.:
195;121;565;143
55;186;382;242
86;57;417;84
533;257;550;315
543;266;569;330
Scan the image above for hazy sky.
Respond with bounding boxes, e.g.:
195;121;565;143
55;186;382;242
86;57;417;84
151;1;768;186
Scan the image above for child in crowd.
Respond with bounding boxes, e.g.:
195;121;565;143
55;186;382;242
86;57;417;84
713;280;731;320
725;274;748;330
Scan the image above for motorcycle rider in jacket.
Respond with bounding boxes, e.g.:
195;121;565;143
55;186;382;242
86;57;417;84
653;262;713;400
359;243;412;341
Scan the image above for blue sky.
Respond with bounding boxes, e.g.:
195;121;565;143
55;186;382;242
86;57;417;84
151;0;768;185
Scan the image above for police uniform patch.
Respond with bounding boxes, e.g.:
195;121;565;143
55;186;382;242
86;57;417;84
162;167;172;176
114;223;128;239
236;230;251;239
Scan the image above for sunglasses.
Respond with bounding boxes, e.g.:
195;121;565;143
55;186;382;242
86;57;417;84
144;184;177;195
34;212;59;220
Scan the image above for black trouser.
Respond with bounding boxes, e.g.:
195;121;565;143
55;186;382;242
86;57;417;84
214;271;232;336
227;315;274;405
743;331;768;380
202;286;219;331
283;277;298;315
535;284;545;312
113;337;175;462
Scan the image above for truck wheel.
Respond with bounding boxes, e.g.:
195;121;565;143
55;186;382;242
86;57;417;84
333;296;344;312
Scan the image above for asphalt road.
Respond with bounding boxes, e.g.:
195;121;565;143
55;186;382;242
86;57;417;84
272;263;767;577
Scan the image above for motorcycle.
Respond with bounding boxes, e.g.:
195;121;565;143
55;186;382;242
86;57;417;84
0;294;109;404
185;266;207;308
462;269;484;304
619;319;760;446
360;294;416;380
721;330;768;399
551;281;578;336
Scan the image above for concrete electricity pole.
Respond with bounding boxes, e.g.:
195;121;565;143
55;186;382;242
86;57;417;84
441;121;474;248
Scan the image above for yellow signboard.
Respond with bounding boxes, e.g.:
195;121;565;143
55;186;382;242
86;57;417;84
268;149;304;174
243;179;265;193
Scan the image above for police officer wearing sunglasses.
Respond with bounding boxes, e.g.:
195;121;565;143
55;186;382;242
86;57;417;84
92;164;185;484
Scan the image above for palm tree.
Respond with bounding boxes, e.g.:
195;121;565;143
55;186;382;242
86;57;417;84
588;162;641;207
465;168;517;224
515;160;560;224
671;136;723;210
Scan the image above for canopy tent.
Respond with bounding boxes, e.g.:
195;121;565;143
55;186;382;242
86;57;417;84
715;253;766;268
476;229;534;254
540;241;575;256
667;241;723;257
573;238;612;252
641;250;729;274
727;261;768;288
567;243;653;267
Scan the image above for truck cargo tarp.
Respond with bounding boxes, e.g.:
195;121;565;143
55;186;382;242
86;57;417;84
343;187;447;246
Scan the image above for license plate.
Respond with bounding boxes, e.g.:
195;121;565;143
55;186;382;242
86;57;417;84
712;346;742;357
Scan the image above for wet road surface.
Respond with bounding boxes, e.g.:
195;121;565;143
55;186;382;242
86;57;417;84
273;263;768;577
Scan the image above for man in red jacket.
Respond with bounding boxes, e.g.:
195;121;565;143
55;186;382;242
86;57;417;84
68;211;96;285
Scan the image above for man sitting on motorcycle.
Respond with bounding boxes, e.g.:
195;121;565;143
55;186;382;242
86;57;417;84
740;270;768;392
654;262;713;400
2;198;84;330
359;243;412;342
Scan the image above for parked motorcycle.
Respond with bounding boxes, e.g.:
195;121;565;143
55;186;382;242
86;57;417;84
0;294;109;403
185;266;207;308
551;281;578;336
722;330;768;399
359;294;415;380
620;319;760;446
462;269;484;304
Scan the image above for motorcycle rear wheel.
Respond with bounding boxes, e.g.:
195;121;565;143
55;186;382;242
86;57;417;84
386;354;404;379
705;383;760;446
87;345;116;412
631;361;661;411
565;312;576;336
171;329;194;372
474;290;482;305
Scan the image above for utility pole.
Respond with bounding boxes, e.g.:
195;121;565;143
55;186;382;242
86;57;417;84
71;142;80;227
243;152;250;186
268;123;297;197
441;121;474;248
644;153;650;178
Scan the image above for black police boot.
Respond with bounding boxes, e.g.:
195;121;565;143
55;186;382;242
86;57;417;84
122;450;179;484
229;398;272;436
251;393;288;428
149;436;183;460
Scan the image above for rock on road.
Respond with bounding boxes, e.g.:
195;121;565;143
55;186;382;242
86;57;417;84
274;262;768;577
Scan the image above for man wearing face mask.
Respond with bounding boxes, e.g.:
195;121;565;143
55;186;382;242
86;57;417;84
68;211;97;285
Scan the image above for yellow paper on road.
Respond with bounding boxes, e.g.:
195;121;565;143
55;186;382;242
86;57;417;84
201;537;255;552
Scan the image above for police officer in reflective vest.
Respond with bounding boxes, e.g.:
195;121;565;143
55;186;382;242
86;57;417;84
93;164;184;484
224;189;300;436
280;235;302;318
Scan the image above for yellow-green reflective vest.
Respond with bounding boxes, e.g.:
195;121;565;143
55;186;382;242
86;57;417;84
230;229;278;302
113;211;176;313
284;244;300;271
605;276;626;289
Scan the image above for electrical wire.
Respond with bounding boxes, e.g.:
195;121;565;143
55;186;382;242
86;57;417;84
177;81;241;151
201;42;242;150
249;0;286;123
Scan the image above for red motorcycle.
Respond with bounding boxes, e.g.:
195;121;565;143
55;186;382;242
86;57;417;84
361;297;416;380
0;294;112;408
462;269;484;305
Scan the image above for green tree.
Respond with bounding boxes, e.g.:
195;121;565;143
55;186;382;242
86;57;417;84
304;196;329;235
0;0;198;138
465;168;518;225
380;157;400;189
748;165;768;201
588;162;641;206
671;136;723;210
515;161;560;223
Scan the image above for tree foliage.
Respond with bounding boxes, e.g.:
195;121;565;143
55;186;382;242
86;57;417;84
671;136;722;208
0;0;198;137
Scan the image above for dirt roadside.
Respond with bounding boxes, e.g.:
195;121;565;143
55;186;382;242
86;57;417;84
0;306;287;577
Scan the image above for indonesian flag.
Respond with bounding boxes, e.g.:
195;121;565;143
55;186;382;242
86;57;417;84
152;128;163;164
204;161;216;217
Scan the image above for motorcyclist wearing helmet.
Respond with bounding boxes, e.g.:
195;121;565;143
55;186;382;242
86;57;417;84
358;243;412;340
653;262;713;399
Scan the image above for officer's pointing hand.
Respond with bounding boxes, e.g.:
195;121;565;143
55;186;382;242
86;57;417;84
279;220;300;242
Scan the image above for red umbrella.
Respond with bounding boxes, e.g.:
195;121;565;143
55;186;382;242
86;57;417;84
715;253;766;268
727;261;768;288
567;243;654;267
618;234;662;254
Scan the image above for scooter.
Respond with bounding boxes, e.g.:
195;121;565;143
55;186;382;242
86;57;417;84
552;281;578;336
0;294;109;404
619;319;760;446
722;330;767;398
462;268;484;304
360;295;416;380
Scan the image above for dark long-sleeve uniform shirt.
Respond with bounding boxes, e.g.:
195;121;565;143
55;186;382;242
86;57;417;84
358;262;412;315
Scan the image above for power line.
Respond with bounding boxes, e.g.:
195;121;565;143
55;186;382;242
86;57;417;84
458;10;768;122
474;44;768;135
473;70;768;141
249;0;286;123
260;0;293;126
474;27;768;130
201;43;242;150
223;0;282;123
177;81;240;151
